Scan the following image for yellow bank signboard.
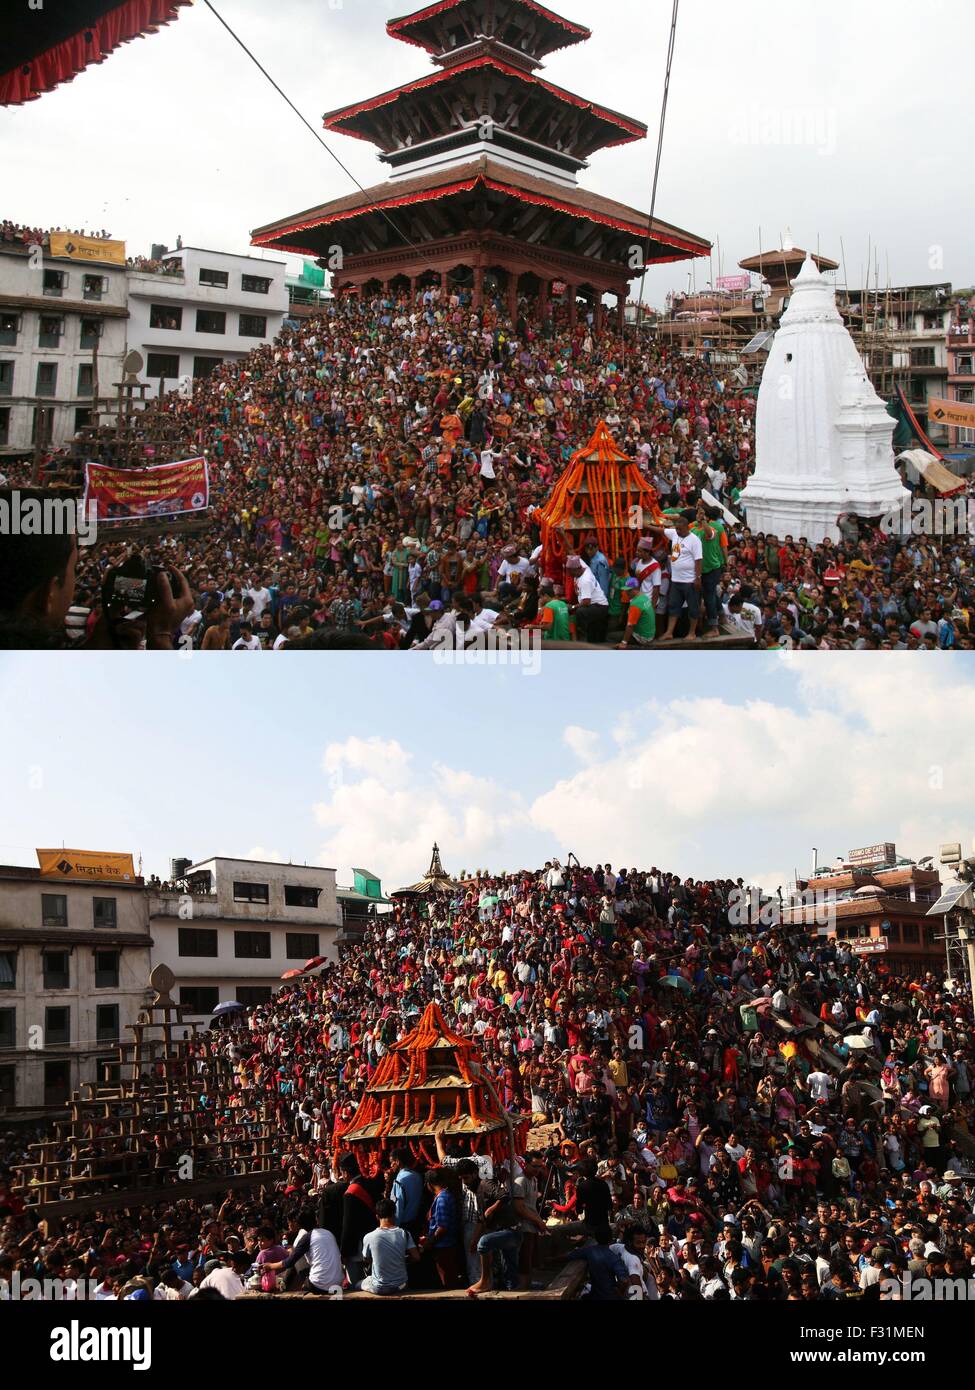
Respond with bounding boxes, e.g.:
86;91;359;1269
48;233;126;267
36;849;136;883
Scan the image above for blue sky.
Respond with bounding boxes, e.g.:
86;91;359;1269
1;653;972;893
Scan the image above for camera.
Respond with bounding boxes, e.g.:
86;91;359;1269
102;551;179;628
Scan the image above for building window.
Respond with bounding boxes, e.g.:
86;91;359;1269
193;356;222;380
902;924;920;944
149;304;183;331
178;927;219;958
79;318;102;349
146;352;180;380
911;347;937;368
242;274;272;295
234;931;271;959
0;952;15;989
0;408;8;446
38;316;63;349
180;986;219;1015
36;362;58;396
83;274;106;301
199;268;229;288
233;881;269;904
77;363;94;397
93;897;117;929
239;314;268;338
237;986;272;1007
0;361;13;396
0;313;19;346
42;952;70;991
74;408;92;433
196;309;226;335
96;1005;119;1042
43;269;66;297
41;893;68;927
94;949;120;989
45;1007;70;1046
32;407;55;445
284;886;321;910
44;1061;70;1106
0;1066;14;1107
286;932;320;959
0;1010;14;1049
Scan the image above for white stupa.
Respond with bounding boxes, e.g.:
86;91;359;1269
741;255;909;544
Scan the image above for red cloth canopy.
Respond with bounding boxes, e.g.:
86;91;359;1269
1;0;191;106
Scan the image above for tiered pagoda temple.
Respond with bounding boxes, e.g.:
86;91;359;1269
252;0;710;326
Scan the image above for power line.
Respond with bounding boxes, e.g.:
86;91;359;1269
201;0;438;278
633;0;682;341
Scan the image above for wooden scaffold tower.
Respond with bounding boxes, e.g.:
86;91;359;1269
11;965;283;1218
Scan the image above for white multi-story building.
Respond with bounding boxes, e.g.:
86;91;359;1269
148;857;340;1022
127;247;288;399
0;240;129;456
0;863;152;1114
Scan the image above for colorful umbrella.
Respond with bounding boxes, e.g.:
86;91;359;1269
281;969;303;980
212;1001;244;1016
302;957;327;973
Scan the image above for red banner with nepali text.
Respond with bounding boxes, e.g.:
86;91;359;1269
83;458;210;526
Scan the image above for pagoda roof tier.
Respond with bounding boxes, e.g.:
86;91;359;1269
393;843;463;898
323;56;647;158
344;1115;507;1142
387;0;591;61
739;248;839;286
252;155;711;270
335;1002;527;1173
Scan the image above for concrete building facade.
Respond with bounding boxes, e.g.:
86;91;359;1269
127;247;288;399
785;859;947;978
148;857;340;1022
0;865;152;1114
0;240;129;456
947;315;975;449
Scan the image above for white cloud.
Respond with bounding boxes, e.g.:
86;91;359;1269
313;739;531;886
246;846;286;864
563;726;602;764
529;659;971;881
322;735;412;787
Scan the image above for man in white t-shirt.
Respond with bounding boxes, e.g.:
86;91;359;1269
612;1228;658;1300
724;594;763;641
247;575;272;619
645;516;702;643
806;1069;832;1104
633;539;663;600
198;1252;250;1299
566;555;609;644
232;622;261;651
479;447;502;482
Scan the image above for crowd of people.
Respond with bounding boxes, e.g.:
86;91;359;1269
2;857;974;1302
0;220;114;247
4;281;972;651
